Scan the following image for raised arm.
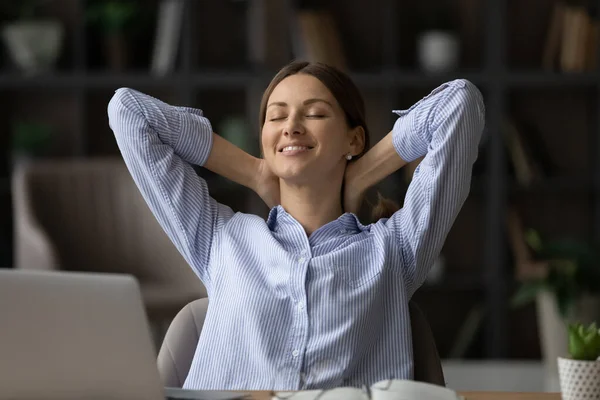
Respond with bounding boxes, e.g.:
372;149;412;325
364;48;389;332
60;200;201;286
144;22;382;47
348;79;485;297
107;88;261;286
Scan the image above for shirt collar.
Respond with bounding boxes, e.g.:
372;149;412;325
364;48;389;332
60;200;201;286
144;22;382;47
266;205;368;235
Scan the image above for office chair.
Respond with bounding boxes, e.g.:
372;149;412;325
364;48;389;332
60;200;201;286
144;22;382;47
11;158;207;326
157;298;445;387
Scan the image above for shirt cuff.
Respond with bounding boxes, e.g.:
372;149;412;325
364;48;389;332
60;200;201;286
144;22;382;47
172;107;214;167
391;108;428;163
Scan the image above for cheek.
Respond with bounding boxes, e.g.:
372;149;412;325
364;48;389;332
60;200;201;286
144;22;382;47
314;125;348;152
260;128;276;157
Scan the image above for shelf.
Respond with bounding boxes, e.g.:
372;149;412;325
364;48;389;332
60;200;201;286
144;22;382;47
0;70;490;90
508;177;594;193
349;71;489;88
1;70;596;90
506;71;600;87
0;71;257;89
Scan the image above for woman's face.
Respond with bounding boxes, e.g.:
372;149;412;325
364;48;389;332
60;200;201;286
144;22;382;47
261;74;360;185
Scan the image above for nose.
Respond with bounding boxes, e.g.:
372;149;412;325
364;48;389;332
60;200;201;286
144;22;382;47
283;114;305;136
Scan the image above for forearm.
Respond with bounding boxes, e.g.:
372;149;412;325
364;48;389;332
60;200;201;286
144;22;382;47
111;88;261;192
347;132;408;192
203;133;261;192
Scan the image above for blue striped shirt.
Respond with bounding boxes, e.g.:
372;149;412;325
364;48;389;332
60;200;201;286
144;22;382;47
107;78;485;391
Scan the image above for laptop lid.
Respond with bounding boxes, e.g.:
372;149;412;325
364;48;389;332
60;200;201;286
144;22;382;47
0;269;164;400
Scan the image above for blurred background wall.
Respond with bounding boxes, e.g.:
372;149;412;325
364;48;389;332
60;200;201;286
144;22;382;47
0;0;599;392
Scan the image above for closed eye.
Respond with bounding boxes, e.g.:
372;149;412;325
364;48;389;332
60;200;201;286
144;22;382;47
307;115;326;118
269;117;286;121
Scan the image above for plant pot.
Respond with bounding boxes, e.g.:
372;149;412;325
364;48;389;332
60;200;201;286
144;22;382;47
537;292;600;391
558;357;600;400
1;19;64;74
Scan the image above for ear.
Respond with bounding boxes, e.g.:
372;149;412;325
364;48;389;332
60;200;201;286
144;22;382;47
347;126;366;156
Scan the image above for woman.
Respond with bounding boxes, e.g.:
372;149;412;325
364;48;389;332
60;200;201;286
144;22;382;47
107;61;485;390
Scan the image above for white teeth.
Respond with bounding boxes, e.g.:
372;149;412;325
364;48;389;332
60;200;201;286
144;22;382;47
281;146;310;152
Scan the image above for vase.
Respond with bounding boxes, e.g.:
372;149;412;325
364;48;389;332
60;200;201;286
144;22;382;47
1;19;64;74
417;30;460;73
537;292;600;392
558;357;600;400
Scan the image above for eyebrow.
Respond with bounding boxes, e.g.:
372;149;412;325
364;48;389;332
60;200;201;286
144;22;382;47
267;98;333;109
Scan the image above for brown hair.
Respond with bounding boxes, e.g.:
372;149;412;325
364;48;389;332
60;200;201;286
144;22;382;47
258;60;399;222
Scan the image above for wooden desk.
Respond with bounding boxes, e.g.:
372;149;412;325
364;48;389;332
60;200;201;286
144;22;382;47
458;394;560;400
247;392;561;400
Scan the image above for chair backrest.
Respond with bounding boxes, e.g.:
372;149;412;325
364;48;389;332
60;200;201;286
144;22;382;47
408;301;445;385
158;298;209;387
12;158;195;284
157;299;445;388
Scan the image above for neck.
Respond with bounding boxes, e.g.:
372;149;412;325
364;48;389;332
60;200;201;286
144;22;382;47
279;176;344;236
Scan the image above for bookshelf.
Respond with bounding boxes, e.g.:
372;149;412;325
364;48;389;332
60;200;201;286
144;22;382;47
0;0;599;361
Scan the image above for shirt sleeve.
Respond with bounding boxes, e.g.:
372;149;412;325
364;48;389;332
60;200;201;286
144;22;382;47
107;88;234;288
383;79;485;298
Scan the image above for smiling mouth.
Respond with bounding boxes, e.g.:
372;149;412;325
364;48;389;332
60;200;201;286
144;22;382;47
279;145;314;153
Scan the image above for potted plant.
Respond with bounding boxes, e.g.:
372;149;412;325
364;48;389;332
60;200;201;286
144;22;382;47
0;0;64;74
512;229;600;391
558;322;600;400
86;0;140;71
10;120;53;166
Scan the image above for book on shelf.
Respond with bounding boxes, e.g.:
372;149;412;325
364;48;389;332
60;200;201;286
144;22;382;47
502;116;554;187
506;206;548;281
503;118;539;186
542;1;599;71
273;379;463;400
502;116;554;279
247;0;291;69
151;0;185;75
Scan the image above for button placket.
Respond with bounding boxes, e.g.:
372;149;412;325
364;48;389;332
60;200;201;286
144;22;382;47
287;247;310;385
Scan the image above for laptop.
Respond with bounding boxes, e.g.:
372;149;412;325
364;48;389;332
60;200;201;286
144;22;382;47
0;269;247;400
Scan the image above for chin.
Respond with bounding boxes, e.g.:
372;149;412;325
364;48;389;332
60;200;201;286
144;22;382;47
276;166;314;185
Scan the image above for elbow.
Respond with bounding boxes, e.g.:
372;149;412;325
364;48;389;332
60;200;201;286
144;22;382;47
107;87;133;117
107;88;142;134
459;80;486;133
442;80;485;145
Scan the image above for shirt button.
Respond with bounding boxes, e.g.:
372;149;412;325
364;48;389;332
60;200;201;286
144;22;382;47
298;302;304;311
292;350;299;357
298;257;305;263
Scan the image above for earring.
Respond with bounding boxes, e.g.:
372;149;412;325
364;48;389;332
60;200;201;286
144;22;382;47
346;153;352;161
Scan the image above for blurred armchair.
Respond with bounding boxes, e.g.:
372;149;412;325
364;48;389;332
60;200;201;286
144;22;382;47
11;158;207;323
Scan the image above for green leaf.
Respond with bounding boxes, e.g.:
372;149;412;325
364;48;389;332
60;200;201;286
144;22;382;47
569;325;585;360
525;229;543;253
511;281;547;308
555;287;576;320
86;1;139;34
11;121;53;155
568;322;600;360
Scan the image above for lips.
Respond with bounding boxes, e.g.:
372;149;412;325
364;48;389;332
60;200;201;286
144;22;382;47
278;144;314;153
280;145;313;153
